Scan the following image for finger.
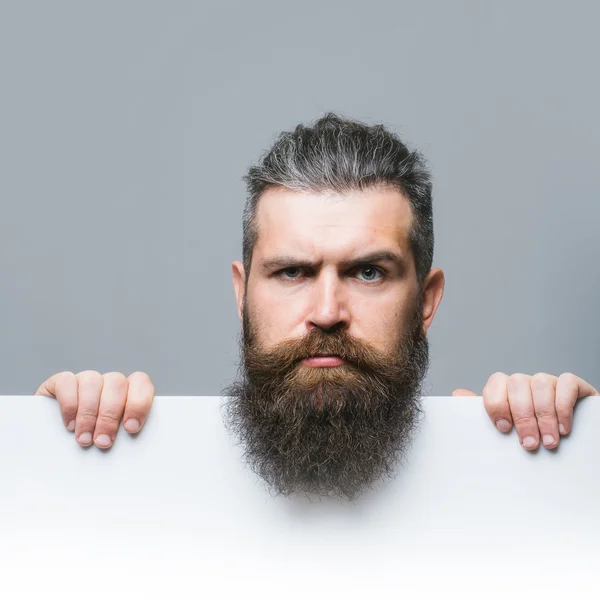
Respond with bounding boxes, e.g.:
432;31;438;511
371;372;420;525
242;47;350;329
74;371;104;447
482;372;512;433
122;372;155;433
556;373;600;435
506;373;540;450
531;373;559;449
452;388;479;397
35;371;78;431
93;373;129;449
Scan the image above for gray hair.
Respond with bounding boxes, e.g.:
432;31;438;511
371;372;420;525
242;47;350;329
242;112;434;288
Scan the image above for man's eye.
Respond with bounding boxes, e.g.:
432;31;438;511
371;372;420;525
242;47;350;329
276;266;384;282
279;267;303;279
357;266;383;282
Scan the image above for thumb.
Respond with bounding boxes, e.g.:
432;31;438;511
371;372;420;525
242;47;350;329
452;388;479;397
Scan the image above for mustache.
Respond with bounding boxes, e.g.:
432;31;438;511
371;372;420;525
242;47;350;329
243;326;414;381
248;328;372;361
283;331;363;360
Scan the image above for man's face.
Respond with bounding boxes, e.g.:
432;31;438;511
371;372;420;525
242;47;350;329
242;185;421;355
224;185;444;501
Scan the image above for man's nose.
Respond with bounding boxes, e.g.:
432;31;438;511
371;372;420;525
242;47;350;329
306;274;349;332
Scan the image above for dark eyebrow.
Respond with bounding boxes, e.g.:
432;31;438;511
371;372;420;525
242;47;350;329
344;251;408;271
260;251;408;273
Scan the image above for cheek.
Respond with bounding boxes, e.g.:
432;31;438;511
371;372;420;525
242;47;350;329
373;322;402;352
351;312;393;347
249;290;302;345
353;300;408;351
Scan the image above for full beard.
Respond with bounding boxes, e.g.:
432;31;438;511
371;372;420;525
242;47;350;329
221;296;430;502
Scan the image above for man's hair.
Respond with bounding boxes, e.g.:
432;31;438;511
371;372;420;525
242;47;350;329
242;112;434;288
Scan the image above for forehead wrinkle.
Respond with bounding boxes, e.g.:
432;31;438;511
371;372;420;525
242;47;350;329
254;187;413;260
270;221;408;261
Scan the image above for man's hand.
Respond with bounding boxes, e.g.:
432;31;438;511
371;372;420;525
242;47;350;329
35;371;155;449
453;372;599;450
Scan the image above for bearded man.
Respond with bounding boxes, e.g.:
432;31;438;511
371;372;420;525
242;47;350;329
35;113;599;500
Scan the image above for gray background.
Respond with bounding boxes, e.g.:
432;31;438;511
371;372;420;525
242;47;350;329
1;0;598;396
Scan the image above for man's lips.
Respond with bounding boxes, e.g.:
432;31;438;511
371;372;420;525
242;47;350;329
302;355;345;367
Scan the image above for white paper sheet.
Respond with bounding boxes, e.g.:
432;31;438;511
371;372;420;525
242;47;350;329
1;395;598;599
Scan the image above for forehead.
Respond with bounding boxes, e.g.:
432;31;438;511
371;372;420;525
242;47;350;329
253;186;414;260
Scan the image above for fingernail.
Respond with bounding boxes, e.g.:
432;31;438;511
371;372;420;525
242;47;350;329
495;419;511;432
124;418;140;433
522;436;537;448
559;423;566;435
78;432;92;445
95;434;112;448
542;434;555;446
67;420;75;431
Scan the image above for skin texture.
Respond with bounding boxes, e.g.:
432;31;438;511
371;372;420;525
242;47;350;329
35;186;598;450
232;185;444;353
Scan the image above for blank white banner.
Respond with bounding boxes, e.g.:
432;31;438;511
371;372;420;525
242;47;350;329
1;395;599;599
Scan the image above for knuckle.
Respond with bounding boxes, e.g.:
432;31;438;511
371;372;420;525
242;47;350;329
103;371;127;381
77;408;99;420
531;372;555;390
103;372;129;390
507;373;530;388
76;370;103;386
558;372;578;390
56;371;76;381
128;371;151;382
97;411;122;425
534;411;557;422
512;413;536;426
486;372;508;386
559;371;576;381
54;372;77;396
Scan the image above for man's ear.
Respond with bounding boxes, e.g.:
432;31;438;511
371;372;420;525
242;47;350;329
421;268;445;335
232;261;246;322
